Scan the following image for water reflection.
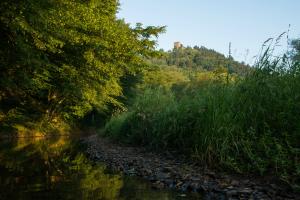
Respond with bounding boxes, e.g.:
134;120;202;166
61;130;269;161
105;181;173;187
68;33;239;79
0;136;200;200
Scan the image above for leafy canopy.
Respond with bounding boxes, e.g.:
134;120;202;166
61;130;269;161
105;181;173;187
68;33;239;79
0;0;165;125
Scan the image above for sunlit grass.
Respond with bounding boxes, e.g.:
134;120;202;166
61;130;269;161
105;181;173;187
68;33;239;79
104;49;300;187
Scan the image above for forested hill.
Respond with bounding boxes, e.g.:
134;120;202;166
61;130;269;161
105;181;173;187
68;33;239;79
149;46;250;75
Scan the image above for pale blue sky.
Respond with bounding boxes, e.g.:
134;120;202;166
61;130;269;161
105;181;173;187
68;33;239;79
117;0;300;64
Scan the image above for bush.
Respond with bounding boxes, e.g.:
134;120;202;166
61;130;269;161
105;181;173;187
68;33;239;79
104;54;300;187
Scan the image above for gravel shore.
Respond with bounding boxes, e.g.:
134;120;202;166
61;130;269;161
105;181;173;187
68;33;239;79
83;135;298;200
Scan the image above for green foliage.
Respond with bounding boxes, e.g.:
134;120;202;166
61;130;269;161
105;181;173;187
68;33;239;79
138;66;190;89
0;137;124;199
147;46;250;75
104;52;300;187
0;0;164;132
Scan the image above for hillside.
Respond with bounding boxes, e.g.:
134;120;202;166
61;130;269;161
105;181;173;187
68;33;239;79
149;45;250;75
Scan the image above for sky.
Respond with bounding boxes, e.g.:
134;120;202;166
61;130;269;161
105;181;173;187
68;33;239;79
117;0;300;64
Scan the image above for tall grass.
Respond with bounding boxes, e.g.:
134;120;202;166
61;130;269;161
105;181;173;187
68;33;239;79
104;52;300;186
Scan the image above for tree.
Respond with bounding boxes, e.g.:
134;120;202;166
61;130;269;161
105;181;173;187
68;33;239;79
148;45;249;74
0;0;165;129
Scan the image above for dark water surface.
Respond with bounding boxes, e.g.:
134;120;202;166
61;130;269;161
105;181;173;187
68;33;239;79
0;136;201;200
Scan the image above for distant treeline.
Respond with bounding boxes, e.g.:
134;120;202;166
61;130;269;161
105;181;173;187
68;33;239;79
148;46;250;75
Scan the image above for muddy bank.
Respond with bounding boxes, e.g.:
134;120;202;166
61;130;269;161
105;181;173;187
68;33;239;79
83;135;298;200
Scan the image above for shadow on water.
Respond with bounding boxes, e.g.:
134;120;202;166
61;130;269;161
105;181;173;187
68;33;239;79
0;136;201;200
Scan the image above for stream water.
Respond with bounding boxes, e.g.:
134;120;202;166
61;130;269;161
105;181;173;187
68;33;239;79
0;135;201;200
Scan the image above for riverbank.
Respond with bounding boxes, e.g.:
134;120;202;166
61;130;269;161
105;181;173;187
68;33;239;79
83;135;298;200
1;134;198;200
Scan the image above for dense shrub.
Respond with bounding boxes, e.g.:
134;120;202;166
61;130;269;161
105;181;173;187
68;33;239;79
104;54;300;186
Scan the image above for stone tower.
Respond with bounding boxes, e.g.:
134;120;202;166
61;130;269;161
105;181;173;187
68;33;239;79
174;41;183;49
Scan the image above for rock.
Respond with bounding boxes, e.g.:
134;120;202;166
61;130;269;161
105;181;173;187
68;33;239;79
152;181;165;189
270;184;278;189
156;172;171;180
205;171;216;178
175;181;183;188
127;168;136;175
181;182;193;192
226;190;238;197
253;186;263;191
143;168;152;176
190;176;201;182
231;180;239;186
162;166;173;173
81;135;300;200
238;188;252;194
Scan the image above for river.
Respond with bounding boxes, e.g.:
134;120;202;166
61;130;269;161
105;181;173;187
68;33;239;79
0;135;201;200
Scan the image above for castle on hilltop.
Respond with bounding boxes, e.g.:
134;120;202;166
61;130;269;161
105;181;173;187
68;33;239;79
174;41;183;49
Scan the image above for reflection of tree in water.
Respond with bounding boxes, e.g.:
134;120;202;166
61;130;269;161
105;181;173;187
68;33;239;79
58;153;123;200
0;137;123;200
0;137;197;200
